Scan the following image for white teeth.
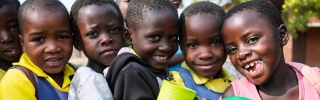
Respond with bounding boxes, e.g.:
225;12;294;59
250;63;254;67
158;56;167;60
249;69;253;72
245;65;250;69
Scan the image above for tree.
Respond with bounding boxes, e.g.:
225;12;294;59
282;0;320;38
226;0;320;38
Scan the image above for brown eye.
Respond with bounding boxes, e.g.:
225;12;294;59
86;31;99;38
188;43;197;49
228;47;237;55
211;39;222;46
9;25;18;31
148;35;160;42
248;36;259;44
170;35;178;41
110;28;120;34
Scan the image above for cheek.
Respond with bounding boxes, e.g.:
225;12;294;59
229;55;239;68
184;49;196;62
214;47;227;59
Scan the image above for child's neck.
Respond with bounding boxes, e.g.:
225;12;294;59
257;61;298;95
87;60;108;75
0;59;13;71
47;71;64;87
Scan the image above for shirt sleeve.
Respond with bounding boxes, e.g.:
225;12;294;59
113;68;156;100
1;69;36;100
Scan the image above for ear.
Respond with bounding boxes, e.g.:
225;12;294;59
125;28;133;45
19;34;25;52
278;24;289;46
73;35;83;51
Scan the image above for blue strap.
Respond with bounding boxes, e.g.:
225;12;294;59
12;66;68;100
176;68;222;99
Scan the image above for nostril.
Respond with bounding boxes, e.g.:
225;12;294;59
101;38;112;46
237;52;251;61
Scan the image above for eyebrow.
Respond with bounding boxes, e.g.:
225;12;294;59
28;32;44;36
240;31;251;41
88;24;98;29
28;29;71;36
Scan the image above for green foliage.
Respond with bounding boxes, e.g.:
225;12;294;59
282;0;320;38
225;0;320;38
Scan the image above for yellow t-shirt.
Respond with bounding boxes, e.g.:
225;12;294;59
0;53;75;100
0;69;6;80
170;61;235;93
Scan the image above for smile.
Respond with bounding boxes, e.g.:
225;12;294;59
3;47;20;56
243;60;263;73
156;56;168;60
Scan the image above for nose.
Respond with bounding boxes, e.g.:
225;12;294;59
100;33;112;46
0;31;13;44
158;40;172;53
237;48;252;61
44;41;61;53
198;46;212;60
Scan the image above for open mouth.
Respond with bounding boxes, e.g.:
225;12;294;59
45;57;62;66
157;56;168;60
243;60;263;75
3;48;19;56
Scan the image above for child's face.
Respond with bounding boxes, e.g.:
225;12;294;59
21;11;73;74
76;4;124;66
129;11;179;70
0;6;23;62
116;0;129;21
181;14;226;78
222;10;287;85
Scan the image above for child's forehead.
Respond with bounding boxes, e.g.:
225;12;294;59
228;9;268;24
79;4;118;15
142;10;177;22
0;6;18;17
23;10;68;21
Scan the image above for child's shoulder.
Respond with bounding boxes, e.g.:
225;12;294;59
109;53;150;73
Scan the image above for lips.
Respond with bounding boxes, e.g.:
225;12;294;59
2;46;20;56
193;61;218;70
153;55;170;64
45;57;63;67
99;49;118;55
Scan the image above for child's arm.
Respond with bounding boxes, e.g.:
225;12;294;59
1;69;36;100
222;85;235;98
113;68;158;100
168;54;184;67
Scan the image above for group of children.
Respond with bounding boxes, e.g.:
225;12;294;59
0;0;319;100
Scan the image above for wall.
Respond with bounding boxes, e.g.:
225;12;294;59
305;27;320;66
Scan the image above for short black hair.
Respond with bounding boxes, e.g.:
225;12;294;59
18;0;69;34
70;0;123;38
179;1;225;37
0;0;20;10
225;0;284;30
126;0;177;30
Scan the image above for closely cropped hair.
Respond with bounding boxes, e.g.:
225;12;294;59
180;1;225;36
0;0;20;10
126;0;177;30
225;0;284;30
18;0;69;34
70;0;123;38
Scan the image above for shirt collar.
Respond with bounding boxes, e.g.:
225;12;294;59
12;52;75;78
181;61;235;93
129;45;140;57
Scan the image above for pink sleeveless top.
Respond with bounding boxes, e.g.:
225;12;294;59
231;62;320;100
